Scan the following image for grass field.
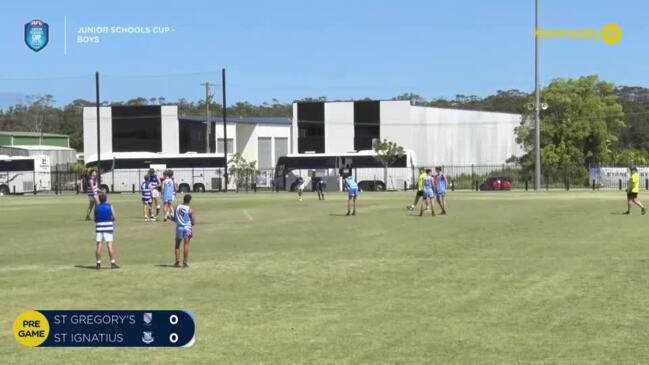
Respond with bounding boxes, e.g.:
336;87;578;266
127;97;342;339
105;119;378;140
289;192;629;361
2;191;649;364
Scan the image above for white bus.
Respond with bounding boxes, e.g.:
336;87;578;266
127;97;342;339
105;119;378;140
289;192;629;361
0;155;51;195
85;152;230;193
274;150;418;192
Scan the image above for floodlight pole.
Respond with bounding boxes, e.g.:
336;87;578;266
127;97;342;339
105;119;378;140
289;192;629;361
534;0;541;191
95;71;101;184
222;68;228;192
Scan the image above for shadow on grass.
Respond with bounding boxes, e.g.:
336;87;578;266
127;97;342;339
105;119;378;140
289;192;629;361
155;264;180;268
74;265;98;270
328;213;353;217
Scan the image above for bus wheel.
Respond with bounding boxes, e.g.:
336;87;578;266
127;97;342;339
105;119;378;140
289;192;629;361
99;184;110;193
178;184;190;193
375;182;386;191
0;185;9;196
193;184;205;192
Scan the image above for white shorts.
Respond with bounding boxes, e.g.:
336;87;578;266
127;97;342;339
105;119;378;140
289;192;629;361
88;195;97;202
96;232;114;243
298;183;305;191
151;189;160;198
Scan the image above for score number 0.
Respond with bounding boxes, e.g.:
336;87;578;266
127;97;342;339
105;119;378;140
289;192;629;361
169;314;179;343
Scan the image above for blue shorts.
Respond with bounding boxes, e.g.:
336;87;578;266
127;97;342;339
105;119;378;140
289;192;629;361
348;187;358;197
423;189;434;199
176;226;193;240
436;190;446;197
163;195;174;204
142;198;152;204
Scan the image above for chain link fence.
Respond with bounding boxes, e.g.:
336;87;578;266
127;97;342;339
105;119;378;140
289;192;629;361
4;164;649;195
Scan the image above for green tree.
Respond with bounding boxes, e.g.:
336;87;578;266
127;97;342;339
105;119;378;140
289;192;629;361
373;139;405;190
617;86;649;153
228;153;258;191
513;75;624;176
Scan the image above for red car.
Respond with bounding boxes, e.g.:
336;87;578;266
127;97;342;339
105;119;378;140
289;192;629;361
480;177;512;191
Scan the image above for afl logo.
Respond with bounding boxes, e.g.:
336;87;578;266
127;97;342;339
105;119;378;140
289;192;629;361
25;19;49;52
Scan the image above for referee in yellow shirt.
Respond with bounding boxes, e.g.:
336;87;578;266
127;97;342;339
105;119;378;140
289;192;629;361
625;167;646;215
408;168;427;210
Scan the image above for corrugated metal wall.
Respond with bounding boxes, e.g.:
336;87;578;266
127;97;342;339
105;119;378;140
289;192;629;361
0;146;77;169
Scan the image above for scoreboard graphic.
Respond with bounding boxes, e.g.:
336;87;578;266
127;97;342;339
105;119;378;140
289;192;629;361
14;310;195;347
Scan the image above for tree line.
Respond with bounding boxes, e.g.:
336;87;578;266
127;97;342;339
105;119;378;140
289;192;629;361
2;75;649;175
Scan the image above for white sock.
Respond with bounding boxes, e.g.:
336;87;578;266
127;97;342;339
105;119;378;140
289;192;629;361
111;259;115;264
96;260;101;264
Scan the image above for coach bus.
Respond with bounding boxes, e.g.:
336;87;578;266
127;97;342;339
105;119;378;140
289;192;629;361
274;150;417;192
0;155;51;195
85;152;229;193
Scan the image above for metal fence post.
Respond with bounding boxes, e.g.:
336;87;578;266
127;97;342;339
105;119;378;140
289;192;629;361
619;179;622;191
525;180;528;191
592;180;596;191
132;184;135;194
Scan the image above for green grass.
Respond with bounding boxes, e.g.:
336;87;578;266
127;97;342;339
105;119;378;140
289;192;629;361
1;191;649;364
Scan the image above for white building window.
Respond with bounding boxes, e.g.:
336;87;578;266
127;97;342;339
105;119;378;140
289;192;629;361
217;138;233;153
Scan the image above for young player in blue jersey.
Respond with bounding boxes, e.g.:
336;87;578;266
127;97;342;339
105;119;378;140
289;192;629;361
420;169;436;216
162;169;177;222
174;194;195;268
94;193;119;270
85;169;99;221
141;175;153;222
344;174;359;216
315;177;327;200
435;166;448;215
148;168;161;220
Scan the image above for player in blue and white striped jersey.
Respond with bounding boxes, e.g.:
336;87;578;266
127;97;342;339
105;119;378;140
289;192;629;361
148;168;161;220
141;175;153;222
94;193;118;270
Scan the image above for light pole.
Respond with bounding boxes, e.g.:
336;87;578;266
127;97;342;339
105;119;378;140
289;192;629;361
534;0;541;191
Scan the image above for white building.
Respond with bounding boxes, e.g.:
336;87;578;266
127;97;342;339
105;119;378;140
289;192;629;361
83;105;291;171
83;100;522;173
292;99;522;166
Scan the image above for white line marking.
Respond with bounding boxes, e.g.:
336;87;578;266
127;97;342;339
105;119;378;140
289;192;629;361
243;210;254;222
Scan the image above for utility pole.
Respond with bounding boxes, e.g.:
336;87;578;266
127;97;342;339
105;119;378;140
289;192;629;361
95;71;101;184
222;68;228;192
200;82;212;153
534;0;541;191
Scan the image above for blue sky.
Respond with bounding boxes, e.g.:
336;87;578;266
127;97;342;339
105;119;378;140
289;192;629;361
0;0;647;106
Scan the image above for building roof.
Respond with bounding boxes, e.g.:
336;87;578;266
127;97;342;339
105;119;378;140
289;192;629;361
293;99;521;117
179;115;291;125
0;131;68;138
0;144;76;151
